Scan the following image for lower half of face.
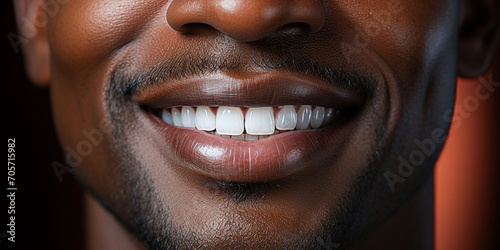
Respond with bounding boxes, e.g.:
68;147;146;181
48;0;459;248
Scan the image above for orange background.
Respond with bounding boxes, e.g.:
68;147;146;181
435;55;500;249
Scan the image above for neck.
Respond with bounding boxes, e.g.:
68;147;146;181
85;177;434;250
352;176;434;250
85;193;146;250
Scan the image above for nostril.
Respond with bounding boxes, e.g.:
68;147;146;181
167;0;325;42
177;22;216;35
276;22;314;36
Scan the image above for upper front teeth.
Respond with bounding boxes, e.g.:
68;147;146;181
195;106;216;131
216;107;245;135
160;105;337;137
245;107;275;135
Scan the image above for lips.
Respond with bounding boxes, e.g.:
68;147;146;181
134;72;365;182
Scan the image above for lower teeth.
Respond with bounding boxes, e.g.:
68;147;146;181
211;131;282;141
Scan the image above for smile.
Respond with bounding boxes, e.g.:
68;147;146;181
156;105;341;141
135;72;368;182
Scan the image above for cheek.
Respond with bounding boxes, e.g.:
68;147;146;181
334;0;457;77
48;0;169;72
46;1;170;197
46;0;165;141
378;1;457;85
334;0;459;182
339;0;458;114
370;1;459;121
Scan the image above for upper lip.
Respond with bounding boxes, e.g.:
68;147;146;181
133;70;367;182
133;71;363;109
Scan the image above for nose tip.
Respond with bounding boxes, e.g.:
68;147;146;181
167;0;325;42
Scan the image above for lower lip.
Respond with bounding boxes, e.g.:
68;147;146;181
145;111;347;182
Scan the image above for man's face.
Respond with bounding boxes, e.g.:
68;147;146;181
43;0;458;248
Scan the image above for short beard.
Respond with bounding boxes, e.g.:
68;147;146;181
78;53;400;249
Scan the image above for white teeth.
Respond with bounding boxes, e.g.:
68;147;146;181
161;105;339;139
322;108;335;127
172;107;183;127
245;107;275;135
310;106;325;129
195;106;216;131
296;105;312;130
275;105;297;130
215;131;231;138
231;134;245;140
245;134;259;141
161;110;174;125
216;106;244;135
181;106;196;128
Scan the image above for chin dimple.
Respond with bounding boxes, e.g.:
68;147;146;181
158;105;339;140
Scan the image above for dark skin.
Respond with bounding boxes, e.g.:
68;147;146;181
15;0;499;249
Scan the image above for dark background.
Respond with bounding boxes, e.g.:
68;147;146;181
2;1;84;249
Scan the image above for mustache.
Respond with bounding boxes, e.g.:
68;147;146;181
109;52;377;100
